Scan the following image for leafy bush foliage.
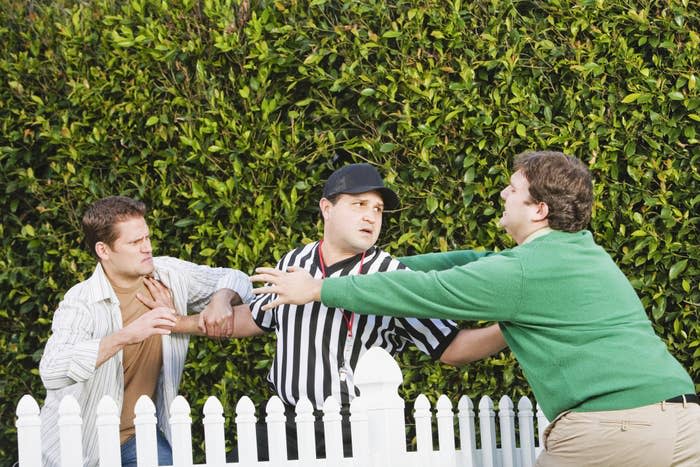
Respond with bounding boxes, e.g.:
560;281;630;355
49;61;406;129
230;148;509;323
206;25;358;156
1;0;697;462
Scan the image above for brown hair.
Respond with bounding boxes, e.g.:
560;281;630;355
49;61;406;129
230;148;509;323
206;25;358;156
82;196;146;258
514;151;593;232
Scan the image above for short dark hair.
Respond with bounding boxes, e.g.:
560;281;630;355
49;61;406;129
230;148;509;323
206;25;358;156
514;151;593;232
82;196;146;258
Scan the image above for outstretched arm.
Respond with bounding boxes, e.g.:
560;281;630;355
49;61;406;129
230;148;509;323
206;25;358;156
138;275;252;338
399;250;494;272
439;324;507;366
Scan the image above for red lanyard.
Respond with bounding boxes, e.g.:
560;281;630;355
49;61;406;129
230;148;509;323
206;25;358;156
318;239;365;337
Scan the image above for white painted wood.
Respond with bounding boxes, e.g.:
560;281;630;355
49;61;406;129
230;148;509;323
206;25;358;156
203;396;226;466
478;396;496;467
457;396;476;467
15;348;548;467
436;395;456;467
235;396;258;464
57;395;83;467
170;395;194;467
134;395;158;467
16;395;42;467
96;396;120;467
517;397;535;467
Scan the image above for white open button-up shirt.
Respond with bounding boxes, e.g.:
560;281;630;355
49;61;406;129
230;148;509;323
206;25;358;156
39;256;252;467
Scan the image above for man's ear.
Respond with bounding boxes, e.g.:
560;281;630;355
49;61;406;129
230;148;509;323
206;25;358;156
533;201;549;223
319;198;332;221
95;242;110;261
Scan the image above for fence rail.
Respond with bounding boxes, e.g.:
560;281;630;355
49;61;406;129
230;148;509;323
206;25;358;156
16;348;549;466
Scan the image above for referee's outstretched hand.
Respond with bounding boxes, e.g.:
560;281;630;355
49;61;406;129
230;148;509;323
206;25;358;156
251;267;323;310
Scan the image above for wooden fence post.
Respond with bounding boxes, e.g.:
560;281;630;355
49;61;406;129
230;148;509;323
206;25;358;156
235;396;258;464
436;395;456;467
354;347;406;467
266;396;287;463
58;395;83;467
170;396;194;467
478;396;497;467
295;397;316;463
457;396;476;467
323;396;344;466
536;403;549;457
349;396;370;466
414;394;432;465
499;396;516;467
203;396;226;465
16;395;41;467
134;395;158;467
96;396;121;467
518;397;536;467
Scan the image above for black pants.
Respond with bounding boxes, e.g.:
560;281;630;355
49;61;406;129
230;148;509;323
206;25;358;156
227;404;353;461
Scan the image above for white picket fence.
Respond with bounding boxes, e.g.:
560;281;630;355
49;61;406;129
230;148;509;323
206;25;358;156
16;347;550;467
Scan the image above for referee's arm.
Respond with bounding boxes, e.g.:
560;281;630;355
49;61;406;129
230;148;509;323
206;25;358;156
230;304;265;337
439;324;506;366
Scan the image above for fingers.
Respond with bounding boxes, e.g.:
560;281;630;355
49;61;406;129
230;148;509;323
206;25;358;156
149;308;177;324
253;267;280;276
206;316;232;338
260;298;282;311
137;277;174;311
124;308;177;344
198;313;207;334
250;273;276;284
252;285;277;296
135;292;157;308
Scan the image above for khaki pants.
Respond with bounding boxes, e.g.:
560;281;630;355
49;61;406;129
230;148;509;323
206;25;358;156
536;401;700;467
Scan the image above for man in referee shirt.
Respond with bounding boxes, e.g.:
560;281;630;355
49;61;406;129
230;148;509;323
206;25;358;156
225;163;505;460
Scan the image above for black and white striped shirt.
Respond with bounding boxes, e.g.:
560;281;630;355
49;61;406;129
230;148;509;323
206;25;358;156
251;241;458;409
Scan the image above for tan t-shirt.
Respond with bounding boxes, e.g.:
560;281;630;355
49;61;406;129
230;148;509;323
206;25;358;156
113;280;163;444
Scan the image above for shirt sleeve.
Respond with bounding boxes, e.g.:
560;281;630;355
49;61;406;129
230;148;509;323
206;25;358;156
322;252;523;323
398;250;495;272
155;256;254;312
394;316;459;360
250;256;287;332
39;298;100;390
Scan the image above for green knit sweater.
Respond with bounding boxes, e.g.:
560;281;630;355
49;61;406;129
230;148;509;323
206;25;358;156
322;230;694;420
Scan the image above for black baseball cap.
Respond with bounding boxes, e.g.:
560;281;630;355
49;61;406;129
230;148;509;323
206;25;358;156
322;163;400;210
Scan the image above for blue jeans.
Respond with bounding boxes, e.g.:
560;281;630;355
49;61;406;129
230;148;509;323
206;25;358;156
120;430;173;467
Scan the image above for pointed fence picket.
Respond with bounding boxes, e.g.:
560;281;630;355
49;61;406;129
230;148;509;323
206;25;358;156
16;348;548;467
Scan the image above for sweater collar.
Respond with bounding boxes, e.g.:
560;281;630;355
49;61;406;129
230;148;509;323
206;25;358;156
522;227;554;244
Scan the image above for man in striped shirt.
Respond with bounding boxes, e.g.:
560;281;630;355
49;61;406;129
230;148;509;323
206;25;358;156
227;164;505;459
39;196;253;467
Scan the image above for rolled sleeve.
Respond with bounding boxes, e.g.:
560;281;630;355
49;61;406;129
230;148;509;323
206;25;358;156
216;269;254;303
65;339;101;382
40;300;100;390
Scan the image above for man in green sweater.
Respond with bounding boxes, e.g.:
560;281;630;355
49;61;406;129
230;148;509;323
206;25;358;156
251;151;699;466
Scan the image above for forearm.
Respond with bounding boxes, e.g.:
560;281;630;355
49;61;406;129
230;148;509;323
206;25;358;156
398;250;494;272
439;324;507;366
173;314;205;336
95;329;130;368
230;304;265;338
321;256;521;322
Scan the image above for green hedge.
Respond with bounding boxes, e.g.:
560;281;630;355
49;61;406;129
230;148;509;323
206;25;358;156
1;0;698;462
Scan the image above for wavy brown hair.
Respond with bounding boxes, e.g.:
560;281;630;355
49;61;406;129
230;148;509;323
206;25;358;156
514;151;593;232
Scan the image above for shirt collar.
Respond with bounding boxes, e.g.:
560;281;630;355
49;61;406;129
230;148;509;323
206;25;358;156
522;227;553;244
86;262;119;304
